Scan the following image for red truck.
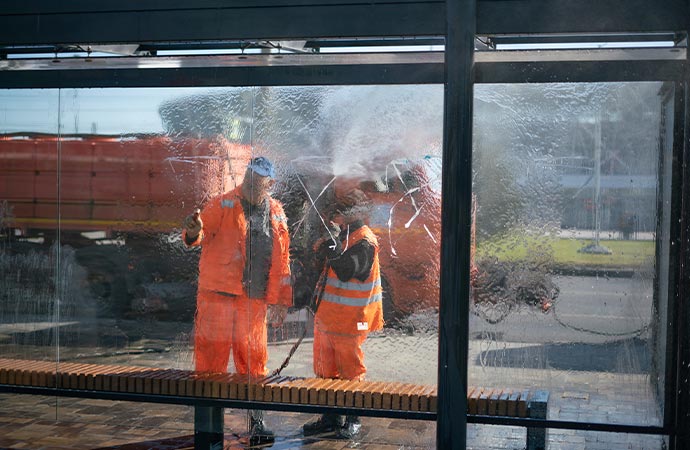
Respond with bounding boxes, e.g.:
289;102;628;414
0;133;442;323
0;133;249;237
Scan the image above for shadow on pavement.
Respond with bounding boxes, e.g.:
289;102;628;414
477;337;650;373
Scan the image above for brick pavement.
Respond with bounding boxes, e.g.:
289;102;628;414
0;393;435;449
0;393;668;449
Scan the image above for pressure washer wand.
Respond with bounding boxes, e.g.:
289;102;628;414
270;260;329;377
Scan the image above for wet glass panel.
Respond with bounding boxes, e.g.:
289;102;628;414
471;82;667;427
2;85;442;443
53;88;254;374
237;85;442;442
0;89;60;363
44;87;253;433
247;86;442;386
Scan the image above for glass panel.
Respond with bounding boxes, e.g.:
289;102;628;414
248;85;442;440
0;90;60;360
0;79;675;447
2;85;442;444
49;87;253;431
53;87;252;368
472;82;666;427
250;84;442;378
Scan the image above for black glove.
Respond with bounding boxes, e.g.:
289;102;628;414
183;208;203;238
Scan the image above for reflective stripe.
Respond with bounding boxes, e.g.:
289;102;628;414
326;277;381;292
280;276;291;286
322;292;382;307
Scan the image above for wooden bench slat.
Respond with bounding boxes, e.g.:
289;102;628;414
153;369;171;395
508;391;520;417
254;374;279;402
409;384;430;412
281;377;298;403
329;379;350;406
381;382;396;410
416;385;428;412
268;376;289;402
477;389;492;415
488;389;502;416
401;383;420;411
518;389;530;418
319;379;341;406
306;378;325;405
468;387;482;414
343;380;363;407
362;381;379;408
497;390;510;416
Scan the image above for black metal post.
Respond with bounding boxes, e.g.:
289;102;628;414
672;77;690;449
437;0;475;448
194;406;224;449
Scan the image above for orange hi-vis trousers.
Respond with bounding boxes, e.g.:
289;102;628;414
313;326;368;381
194;290;269;377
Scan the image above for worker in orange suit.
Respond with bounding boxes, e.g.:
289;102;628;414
183;156;291;445
302;188;384;440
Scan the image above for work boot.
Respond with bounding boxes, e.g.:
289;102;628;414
302;413;344;436
249;410;275;446
336;415;361;440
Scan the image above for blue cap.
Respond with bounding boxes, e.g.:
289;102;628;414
247;156;276;178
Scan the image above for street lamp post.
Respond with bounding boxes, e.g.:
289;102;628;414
580;112;612;255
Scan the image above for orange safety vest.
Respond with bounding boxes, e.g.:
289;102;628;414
184;186;292;305
315;225;384;335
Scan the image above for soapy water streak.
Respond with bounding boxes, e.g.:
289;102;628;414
165;155;226;167
386;188;418;257
290;175;336;238
295;175;338;250
423;224;438;244
388;163;422;214
342;224;350;253
385;160;439;255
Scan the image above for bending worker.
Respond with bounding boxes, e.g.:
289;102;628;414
302;188;384;440
183;156;291;444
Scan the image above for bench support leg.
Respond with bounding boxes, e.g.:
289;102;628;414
527;390;549;450
194;406;224;449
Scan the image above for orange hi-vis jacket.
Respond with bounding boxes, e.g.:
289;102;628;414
315;225;384;335
184;186;292;305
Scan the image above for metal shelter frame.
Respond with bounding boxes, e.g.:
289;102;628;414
1;1;690;449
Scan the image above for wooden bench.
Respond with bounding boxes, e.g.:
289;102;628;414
0;358;437;412
0;358;548;449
